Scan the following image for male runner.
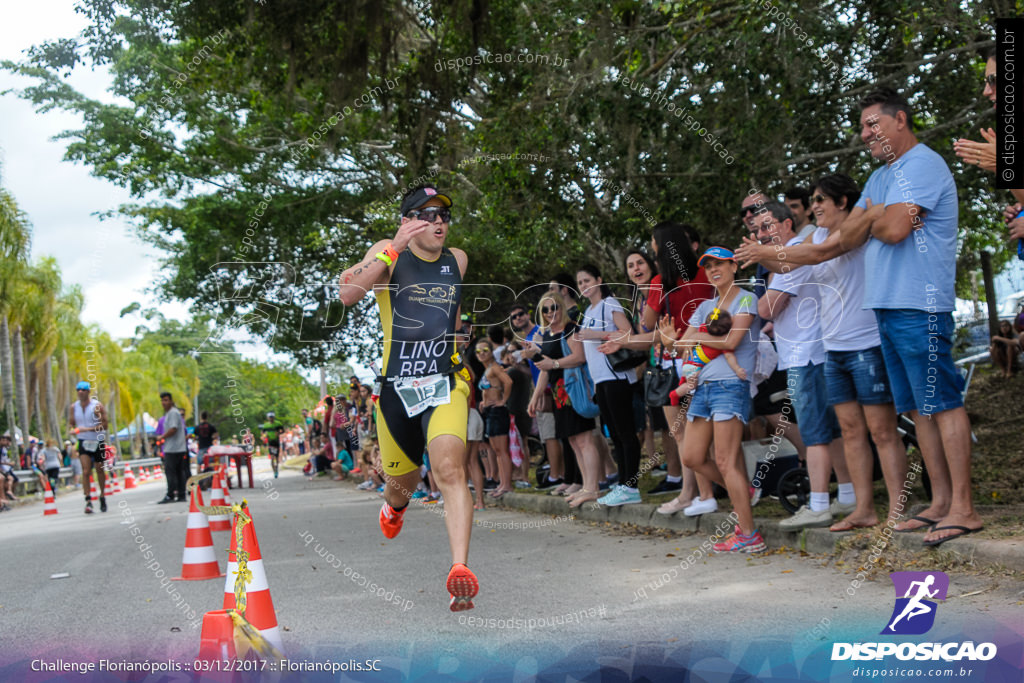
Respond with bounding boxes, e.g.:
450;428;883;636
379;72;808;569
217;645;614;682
339;184;477;611
68;381;109;513
259;412;285;478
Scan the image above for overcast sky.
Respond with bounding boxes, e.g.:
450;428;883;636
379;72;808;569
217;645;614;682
0;0;194;340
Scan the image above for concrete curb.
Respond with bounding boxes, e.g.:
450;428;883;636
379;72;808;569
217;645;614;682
496;493;1022;569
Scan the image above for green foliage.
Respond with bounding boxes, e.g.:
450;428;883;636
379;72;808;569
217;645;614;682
4;0;1012;365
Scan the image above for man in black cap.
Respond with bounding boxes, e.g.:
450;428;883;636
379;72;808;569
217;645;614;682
339;184;479;611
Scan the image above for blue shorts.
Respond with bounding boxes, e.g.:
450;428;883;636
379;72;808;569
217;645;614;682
824;346;894;407
786;362;842;446
687;380;752;424
874;309;965;416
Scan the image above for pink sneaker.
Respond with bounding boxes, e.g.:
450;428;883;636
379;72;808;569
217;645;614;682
713;528;766;554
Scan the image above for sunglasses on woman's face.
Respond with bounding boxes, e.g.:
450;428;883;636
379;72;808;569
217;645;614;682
810;193;828;204
405;207;451;223
541;305;559;314
476;347;491;354
985;74;997;87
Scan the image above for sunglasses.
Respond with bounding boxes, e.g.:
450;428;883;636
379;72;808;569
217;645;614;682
810;193;828;204
406;207;451;223
739;206;759;218
511;311;528;318
541;305;559;314
985;74;997;87
476;347;491;354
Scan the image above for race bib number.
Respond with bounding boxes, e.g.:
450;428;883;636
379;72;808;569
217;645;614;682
82;440;99;453
394;374;451;418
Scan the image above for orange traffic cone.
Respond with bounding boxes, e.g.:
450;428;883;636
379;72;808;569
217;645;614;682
124;465;137;489
173;486;224;581
222;503;283;653
141;467;150;483
103;475;113;497
112;469;122;494
196;610;238;662
155;466;164;480
89;480;98;502
208;470;231;532
42;477;58;516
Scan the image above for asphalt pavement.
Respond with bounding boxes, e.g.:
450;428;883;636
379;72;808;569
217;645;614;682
0;463;1020;681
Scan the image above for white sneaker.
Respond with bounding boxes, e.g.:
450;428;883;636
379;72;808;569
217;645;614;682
779;505;832;530
357;480;374;490
830;499;856;516
683;496;718;516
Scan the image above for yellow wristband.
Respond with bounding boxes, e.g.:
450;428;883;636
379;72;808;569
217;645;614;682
375;251;393;267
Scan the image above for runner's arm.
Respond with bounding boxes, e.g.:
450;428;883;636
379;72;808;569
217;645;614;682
339;240;392;305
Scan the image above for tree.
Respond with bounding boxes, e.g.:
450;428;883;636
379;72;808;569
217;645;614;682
0;180;32;437
5;0;1012;366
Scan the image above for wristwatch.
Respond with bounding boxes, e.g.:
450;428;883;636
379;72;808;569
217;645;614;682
553;360;560;370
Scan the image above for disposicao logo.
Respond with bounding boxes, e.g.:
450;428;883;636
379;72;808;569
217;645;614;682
882;571;948;635
831;571;997;663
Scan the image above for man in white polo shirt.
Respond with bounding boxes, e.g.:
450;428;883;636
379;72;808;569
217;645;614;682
754;203;849;529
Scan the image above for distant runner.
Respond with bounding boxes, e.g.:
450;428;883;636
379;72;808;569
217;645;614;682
260;412;285;479
68;381;109;513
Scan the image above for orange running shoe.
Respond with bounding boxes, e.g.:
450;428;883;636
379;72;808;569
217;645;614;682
379;501;406;539
447;563;479;612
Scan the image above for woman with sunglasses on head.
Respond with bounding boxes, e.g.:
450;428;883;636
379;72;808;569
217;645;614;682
475;341;515;498
624;249;681;483
658;247;764;552
528;293;599;507
575;265;644;505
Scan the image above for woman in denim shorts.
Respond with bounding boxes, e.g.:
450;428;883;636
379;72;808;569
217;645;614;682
658;247;766;554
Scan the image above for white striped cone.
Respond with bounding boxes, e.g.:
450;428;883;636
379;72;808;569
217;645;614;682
112;470;122;494
222;504;283;653
124;465;137;489
155;466;163;480
207;470;231;532
173;486;224;581
103;476;113;497
89;480;98;502
43;479;58;516
141;467;150;482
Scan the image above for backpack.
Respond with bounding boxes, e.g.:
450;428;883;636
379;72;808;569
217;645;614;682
558;334;601;419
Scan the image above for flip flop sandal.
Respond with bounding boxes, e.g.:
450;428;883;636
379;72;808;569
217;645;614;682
895;515;938;533
922;525;982;548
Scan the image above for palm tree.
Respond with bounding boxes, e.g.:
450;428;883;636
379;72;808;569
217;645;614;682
0;184;31;437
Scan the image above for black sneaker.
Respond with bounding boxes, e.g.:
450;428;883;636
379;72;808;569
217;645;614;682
85;500;94;514
598;479;611;491
648;478;682;494
605;473;619;485
99;497;107;512
483;478;498;491
156;496;175;504
536;476;562;491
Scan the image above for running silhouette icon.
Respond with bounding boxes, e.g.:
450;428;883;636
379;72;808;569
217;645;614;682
881;571;949;635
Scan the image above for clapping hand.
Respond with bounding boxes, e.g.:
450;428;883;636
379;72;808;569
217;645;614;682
953;129;997;173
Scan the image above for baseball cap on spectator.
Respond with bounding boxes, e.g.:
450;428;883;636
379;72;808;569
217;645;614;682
697;246;737;267
76;381;90;390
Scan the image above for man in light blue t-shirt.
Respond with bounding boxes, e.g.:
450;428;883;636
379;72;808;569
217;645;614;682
835;87;982;546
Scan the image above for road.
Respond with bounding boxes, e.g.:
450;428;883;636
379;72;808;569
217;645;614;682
1;462;1020;681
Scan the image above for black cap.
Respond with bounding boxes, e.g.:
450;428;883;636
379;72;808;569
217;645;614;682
400;186;452;216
